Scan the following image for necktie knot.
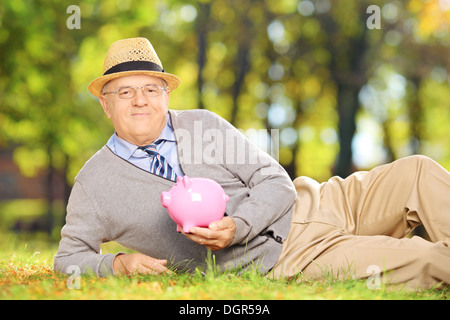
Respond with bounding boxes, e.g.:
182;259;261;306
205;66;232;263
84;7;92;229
139;144;158;157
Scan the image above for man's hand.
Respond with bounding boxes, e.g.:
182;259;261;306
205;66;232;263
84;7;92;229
113;253;171;276
183;216;236;251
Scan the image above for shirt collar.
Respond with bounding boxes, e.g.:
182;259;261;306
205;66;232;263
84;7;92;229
107;114;175;161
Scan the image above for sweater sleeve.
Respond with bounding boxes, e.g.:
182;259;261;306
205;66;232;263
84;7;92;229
53;180;117;277
208;111;297;246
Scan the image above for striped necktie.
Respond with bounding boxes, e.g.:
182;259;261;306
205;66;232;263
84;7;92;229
139;142;177;181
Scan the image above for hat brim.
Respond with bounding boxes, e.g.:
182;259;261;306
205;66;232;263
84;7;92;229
88;70;180;97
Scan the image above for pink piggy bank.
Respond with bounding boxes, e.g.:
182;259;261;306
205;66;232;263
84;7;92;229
160;176;230;233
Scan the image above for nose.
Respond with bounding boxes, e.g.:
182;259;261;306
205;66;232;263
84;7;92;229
132;87;148;107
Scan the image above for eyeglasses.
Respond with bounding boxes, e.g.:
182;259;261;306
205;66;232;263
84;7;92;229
103;84;167;99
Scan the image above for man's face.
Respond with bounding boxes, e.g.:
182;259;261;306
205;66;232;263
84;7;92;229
99;74;170;146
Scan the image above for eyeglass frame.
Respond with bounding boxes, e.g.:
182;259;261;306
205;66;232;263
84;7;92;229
102;84;168;99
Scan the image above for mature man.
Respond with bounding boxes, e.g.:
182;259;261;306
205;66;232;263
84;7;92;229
54;38;450;289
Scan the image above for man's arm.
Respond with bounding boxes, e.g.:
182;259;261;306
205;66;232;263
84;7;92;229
55;180;173;277
216;112;296;246
53;181;117;276
180;110;296;248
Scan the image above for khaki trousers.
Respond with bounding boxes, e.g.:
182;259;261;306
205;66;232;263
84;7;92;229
271;155;450;289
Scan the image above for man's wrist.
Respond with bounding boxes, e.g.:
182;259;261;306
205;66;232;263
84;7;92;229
112;252;127;275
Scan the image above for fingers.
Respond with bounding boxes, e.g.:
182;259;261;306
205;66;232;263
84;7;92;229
113;253;171;276
141;258;171;275
209;216;233;231
183;217;236;251
183;229;212;247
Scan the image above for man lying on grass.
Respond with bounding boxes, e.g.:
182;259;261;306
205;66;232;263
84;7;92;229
54;37;450;289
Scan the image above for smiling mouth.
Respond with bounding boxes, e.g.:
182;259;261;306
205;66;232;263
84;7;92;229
132;112;151;117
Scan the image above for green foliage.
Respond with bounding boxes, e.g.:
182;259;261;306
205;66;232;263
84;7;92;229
0;0;449;222
0;0;450;183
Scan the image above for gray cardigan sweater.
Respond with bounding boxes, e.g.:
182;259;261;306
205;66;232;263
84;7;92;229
54;109;296;276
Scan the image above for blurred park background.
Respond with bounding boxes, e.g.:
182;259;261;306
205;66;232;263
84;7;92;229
0;0;449;239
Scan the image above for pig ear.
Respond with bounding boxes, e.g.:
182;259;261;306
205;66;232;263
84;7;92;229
176;176;183;184
182;176;192;189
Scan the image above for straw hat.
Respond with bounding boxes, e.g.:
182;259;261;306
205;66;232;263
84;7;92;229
88;37;180;97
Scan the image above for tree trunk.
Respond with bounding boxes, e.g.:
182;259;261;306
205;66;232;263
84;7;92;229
45;145;55;235
334;85;359;177
195;2;211;110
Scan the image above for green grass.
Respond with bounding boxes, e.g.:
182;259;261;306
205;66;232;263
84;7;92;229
0;231;448;300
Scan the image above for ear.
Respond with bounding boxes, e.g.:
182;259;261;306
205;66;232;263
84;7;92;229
99;95;112;119
164;89;171;105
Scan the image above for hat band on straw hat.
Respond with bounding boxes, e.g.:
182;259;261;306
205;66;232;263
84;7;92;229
103;60;165;76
